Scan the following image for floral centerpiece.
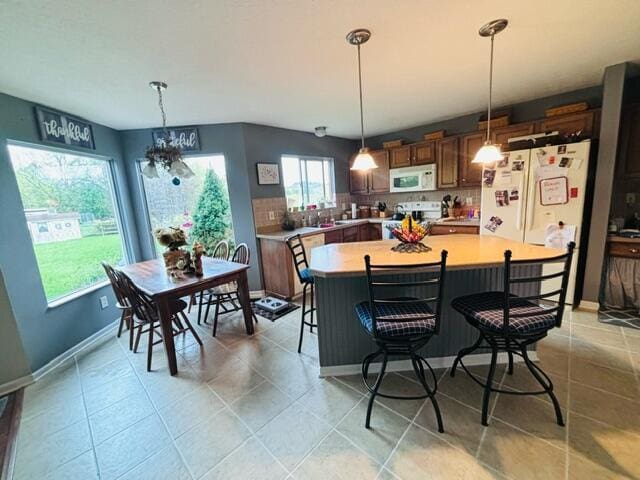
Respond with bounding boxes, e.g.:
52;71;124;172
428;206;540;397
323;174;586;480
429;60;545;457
153;227;193;273
387;215;433;253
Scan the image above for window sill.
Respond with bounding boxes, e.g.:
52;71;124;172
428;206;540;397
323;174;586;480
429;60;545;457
46;280;110;310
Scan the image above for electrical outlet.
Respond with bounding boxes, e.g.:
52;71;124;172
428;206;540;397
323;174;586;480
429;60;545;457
465;197;473;206
268;211;275;221
99;296;109;309
626;193;636;205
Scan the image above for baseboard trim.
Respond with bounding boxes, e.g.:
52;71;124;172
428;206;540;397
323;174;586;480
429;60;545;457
0;375;33;399
319;351;538;377
577;300;599;312
32;319;119;382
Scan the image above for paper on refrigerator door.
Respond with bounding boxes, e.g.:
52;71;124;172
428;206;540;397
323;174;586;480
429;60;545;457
544;224;576;249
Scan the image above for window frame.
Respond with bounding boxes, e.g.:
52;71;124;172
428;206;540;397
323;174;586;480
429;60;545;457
7;140;131;306
281;154;336;207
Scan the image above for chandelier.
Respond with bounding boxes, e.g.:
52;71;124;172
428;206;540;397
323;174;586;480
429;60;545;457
142;81;194;184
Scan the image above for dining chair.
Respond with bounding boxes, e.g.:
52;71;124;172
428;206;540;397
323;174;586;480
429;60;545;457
191;240;230;324
450;242;575;426
202;243;258;336
355;251;448;430
102;261;134;350
286;234;315;353
118;270;203;371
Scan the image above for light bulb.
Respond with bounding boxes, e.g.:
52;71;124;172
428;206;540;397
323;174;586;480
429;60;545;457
142;162;159;178
472;143;503;164
350;148;378;171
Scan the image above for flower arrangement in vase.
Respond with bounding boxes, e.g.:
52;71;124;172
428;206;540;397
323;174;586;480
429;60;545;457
153;227;192;273
387;215;433;253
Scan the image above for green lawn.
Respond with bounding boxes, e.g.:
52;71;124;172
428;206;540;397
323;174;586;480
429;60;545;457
34;234;124;301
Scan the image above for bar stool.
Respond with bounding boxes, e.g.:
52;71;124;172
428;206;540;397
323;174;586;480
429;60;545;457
450;242;575;426
355;251;448;430
286;234;316;353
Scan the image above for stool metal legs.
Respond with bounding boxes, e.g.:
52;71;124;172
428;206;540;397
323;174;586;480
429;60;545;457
297;282;316;353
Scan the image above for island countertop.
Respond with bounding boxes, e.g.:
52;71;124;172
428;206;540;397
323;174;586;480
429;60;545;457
309;235;564;278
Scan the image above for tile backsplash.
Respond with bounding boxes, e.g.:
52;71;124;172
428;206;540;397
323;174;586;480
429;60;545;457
253;188;481;233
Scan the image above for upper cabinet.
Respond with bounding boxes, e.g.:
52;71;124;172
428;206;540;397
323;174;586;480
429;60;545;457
616;104;640;178
437;137;458;188
389;145;411;168
491;123;535;147
349;149;390;195
411;141;437;165
537;111;595;137
459;132;485;187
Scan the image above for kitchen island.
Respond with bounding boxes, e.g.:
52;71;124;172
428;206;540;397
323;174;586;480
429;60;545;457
309;235;564;376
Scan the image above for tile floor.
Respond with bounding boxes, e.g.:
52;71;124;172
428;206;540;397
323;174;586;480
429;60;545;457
12;306;640;480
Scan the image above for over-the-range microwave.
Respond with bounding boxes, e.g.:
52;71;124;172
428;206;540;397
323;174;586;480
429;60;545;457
389;164;437;193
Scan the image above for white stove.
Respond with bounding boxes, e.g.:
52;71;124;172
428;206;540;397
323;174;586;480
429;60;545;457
382;201;440;239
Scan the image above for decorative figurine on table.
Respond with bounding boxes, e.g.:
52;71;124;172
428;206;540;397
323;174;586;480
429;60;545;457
192;242;205;276
153;227;192;273
387;214;433;253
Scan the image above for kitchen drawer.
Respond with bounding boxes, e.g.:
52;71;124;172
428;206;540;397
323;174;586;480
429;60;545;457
430;224;479;236
608;241;640;259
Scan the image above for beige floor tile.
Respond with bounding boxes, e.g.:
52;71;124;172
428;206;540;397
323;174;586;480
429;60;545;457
478;418;566;480
570;358;640;399
26;359;80;398
336;398;409;464
536;334;571;378
501;363;569;408
333;374;369;395
44;450;98;480
567;453;628;480
89;392;152;444
569;383;640;432
572;324;627;350
623;332;640;353
22;380;82;422
76;338;125;373
95;414;171;480
568;413;640;479
570;311;623;332
256;402;331;471
142;365;203;410
571;339;634;372
159;385;225;438
279;331;319;362
297;377;363;426
83;371;145;415
387;424;478;480
230;381;294;431
374;373;427;421
175;407;251;479
293;430;380;480
258;322;300;345
13;420;92;480
79;357;134;392
201;437;287;480
413;395;484;455
208;362;266;403
19;393;86;442
439;365;505;411
118;445;191;480
491;394;566;448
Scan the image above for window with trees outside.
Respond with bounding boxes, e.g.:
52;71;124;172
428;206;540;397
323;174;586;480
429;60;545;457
281;155;335;209
8;144;127;302
140;155;234;255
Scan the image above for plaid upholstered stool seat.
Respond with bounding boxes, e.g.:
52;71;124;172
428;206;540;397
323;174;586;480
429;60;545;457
356;252;448;431
451;292;556;335
355;301;436;337
450;243;575;427
286;235;316;353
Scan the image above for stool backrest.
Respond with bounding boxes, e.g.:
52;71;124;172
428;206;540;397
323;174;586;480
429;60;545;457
286;234;309;282
502;242;575;335
211;240;229;260
231;243;250;265
101;262;129;307
364;250;448;337
118;271;157;325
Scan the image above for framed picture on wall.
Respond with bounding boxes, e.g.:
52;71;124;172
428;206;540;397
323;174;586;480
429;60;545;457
256;162;280;185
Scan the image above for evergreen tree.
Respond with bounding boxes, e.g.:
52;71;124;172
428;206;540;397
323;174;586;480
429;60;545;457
190;169;233;251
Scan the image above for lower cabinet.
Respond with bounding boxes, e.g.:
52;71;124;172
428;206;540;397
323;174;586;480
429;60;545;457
430;224;479;235
342;226;359;242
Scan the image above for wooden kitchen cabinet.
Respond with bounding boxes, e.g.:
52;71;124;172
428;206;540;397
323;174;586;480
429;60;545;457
260;238;296;298
430;224;479;235
349;154;369;195
368;150;390;193
389;145;411;168
358;223;369;241
491;122;535;146
608;238;640;259
411;141;436;165
368;223;383;240
459;132;485;187
324;229;343;244
436;137;458;188
616;104;640;177
538;111;595;137
342;226;359;242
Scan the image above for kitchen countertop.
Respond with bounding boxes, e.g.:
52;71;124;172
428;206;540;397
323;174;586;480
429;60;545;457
256;217;385;241
309;235;564;278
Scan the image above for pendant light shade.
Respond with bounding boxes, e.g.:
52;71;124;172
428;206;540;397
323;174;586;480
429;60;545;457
141;162;160;178
347;28;377;171
473;19;508;164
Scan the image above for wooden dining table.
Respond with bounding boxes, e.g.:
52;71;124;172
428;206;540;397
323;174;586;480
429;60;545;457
120;257;253;375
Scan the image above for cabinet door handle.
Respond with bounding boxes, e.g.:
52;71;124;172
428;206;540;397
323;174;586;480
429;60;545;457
631;248;639;254
449;229;457;233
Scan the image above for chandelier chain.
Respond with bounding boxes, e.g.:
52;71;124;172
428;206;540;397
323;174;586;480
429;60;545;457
156;85;168;136
357;43;365;149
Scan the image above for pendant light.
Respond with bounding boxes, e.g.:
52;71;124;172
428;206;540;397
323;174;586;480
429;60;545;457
347;28;377;171
472;19;508;164
142;81;195;183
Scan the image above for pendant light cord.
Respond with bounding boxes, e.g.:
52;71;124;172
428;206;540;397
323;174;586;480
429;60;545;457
357;43;365;149
486;33;494;142
157;86;168;137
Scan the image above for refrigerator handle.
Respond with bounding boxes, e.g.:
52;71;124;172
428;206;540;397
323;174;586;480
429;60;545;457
526;175;537;231
516;175;524;230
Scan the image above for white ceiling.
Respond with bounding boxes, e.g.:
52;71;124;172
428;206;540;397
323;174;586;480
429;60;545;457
1;0;639;138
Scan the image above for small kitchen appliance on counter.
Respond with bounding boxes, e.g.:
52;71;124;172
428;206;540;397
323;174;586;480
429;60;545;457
382;201;440;239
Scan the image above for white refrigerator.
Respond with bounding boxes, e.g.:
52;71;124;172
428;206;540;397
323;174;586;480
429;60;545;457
480;140;592;304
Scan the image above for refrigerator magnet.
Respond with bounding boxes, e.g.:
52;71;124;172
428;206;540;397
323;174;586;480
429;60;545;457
570;187;579;198
539;176;569;206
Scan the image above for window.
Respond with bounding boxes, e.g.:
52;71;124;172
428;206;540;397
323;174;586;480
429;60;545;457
8;144;127;302
281;155;335;208
140;155;234;255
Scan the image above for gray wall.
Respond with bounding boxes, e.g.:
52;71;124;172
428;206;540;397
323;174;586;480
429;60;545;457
366;86;603;149
0;92;141;371
0;270;31;387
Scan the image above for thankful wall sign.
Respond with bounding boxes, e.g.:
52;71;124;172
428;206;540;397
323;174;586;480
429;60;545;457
35;107;95;150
